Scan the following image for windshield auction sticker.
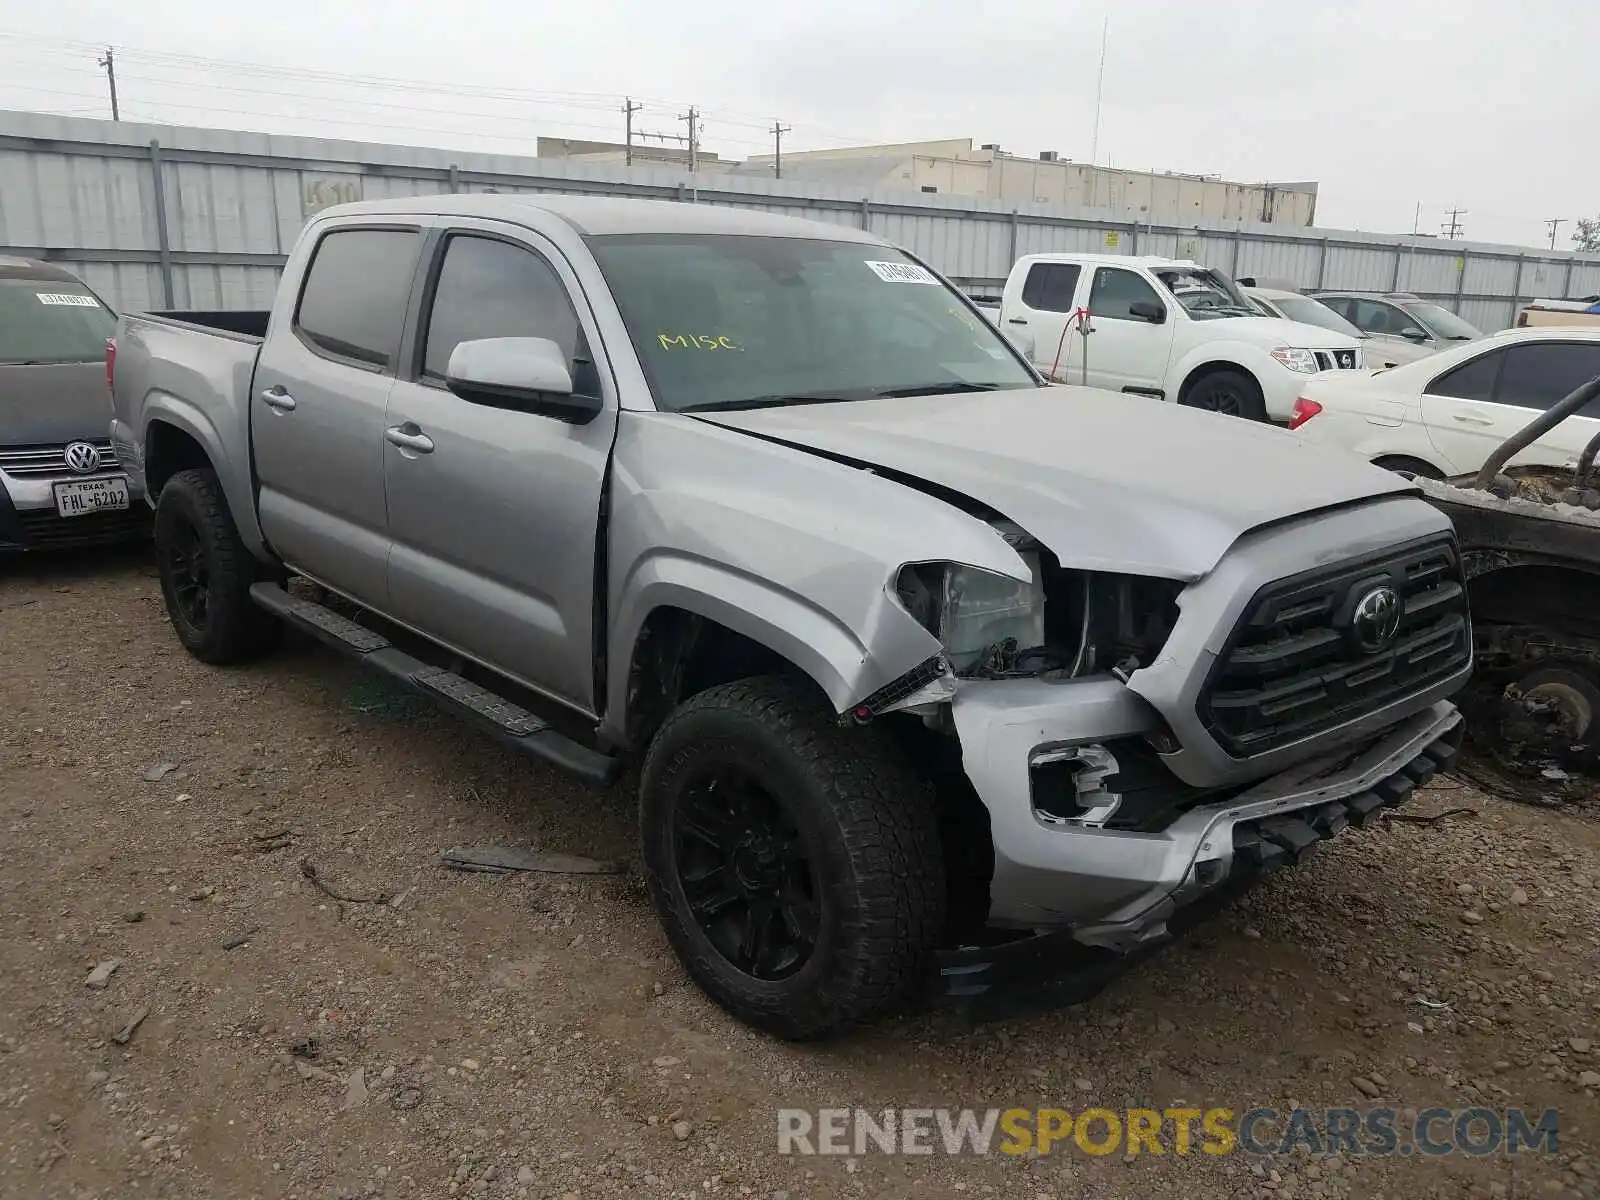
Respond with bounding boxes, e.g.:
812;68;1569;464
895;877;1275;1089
35;293;102;307
864;261;939;285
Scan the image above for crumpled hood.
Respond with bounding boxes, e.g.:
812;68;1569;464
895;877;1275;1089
696;385;1415;580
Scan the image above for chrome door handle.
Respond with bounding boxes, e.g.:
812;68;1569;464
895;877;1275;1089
384;425;435;454
260;387;297;412
1451;412;1494;426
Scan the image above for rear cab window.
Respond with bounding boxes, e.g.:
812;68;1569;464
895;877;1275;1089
1019;263;1082;313
0;278;116;364
293;228;421;372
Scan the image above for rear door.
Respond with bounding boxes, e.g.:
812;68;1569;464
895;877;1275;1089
1420;340;1600;471
382;223;617;714
1004;261;1082;378
252;223;425;603
1081;266;1175;394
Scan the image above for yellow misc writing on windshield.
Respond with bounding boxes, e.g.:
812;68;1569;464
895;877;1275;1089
997;1107;1236;1156
656;333;740;351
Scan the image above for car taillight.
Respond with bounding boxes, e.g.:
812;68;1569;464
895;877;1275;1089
105;337;116;394
1288;397;1322;430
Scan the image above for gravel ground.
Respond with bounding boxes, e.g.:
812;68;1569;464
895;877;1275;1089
2;550;1599;1200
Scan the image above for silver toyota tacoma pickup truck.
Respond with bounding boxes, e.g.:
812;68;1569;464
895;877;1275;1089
110;195;1472;1038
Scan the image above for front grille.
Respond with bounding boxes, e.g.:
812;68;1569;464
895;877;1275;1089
1313;349;1360;371
1198;537;1471;757
0;440;120;479
12;507;149;550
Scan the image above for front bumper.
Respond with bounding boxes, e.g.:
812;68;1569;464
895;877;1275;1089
953;672;1461;934
0;473;150;551
942;694;1462;1016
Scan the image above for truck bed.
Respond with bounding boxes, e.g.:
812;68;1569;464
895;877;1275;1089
140;309;270;341
110;310;265;530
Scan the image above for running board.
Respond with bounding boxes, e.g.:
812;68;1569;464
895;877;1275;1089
248;583;619;787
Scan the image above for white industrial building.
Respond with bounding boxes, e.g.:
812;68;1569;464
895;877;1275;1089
734;138;1318;227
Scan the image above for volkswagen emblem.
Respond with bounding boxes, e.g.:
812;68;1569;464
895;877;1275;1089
1351;585;1403;653
63;441;102;475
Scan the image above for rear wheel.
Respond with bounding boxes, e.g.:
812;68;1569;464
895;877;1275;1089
154;468;281;664
1181;369;1267;422
640;676;944;1039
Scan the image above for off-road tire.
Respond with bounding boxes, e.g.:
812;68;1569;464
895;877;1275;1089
640;676;944;1040
1181;368;1268;422
154;468;281;664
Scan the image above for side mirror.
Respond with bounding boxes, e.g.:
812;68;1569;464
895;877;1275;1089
1399;326;1430;342
445;337;601;423
1129;300;1166;324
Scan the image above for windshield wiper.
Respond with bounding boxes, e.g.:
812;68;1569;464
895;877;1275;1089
680;393;867;413
873;381;1003;398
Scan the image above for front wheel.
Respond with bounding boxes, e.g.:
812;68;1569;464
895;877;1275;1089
1180;369;1268;422
154;468;281;664
640;676;944;1039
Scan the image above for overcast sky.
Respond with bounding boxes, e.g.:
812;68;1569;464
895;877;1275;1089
1;0;1596;251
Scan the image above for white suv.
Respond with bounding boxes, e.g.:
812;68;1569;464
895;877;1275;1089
998;254;1365;422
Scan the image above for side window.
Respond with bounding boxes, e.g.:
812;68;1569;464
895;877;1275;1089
294;229;420;370
1020;263;1082;313
422;235;582;381
1494;343;1600;413
1088;267;1163;321
1425;349;1504;403
1348;299;1395;335
1322;296;1354;321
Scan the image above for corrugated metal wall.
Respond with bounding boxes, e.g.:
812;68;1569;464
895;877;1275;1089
2;109;1596;331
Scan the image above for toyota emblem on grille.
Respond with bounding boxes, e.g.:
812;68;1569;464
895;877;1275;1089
1351;585;1402;653
63;441;102;474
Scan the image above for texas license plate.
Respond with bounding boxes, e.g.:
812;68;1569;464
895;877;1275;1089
54;476;130;517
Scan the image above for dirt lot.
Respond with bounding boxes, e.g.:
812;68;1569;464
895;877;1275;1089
2;551;1599;1200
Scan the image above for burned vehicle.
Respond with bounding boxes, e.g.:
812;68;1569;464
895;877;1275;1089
1415;375;1600;770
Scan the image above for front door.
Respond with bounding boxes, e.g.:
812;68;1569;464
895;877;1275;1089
1420;340;1600;472
252;224;425;604
382;226;617;715
1078;266;1175;394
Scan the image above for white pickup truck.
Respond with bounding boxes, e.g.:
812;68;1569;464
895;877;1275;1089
999;254;1366;422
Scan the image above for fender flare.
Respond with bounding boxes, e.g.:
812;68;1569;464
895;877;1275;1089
142;393;269;559
601;552;944;746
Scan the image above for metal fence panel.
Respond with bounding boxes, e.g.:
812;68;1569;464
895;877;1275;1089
4;108;1598;328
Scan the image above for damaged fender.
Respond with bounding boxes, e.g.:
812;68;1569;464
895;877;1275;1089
599;413;1030;745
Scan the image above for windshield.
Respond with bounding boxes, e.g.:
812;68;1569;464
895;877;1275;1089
0;278;115;364
1273;296;1364;338
1402;300;1482;341
587;235;1039;412
1153;268;1258;320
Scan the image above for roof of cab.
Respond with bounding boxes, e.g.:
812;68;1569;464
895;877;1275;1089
0;256;91;283
316;194;887;243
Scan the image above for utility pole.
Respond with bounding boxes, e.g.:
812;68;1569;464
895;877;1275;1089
98;46;119;121
622;97;643;167
679;107;699;172
771;121;791;179
1545;217;1566;250
1441;207;1466;240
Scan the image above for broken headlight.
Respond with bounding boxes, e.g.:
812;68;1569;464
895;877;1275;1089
897;558;1045;674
